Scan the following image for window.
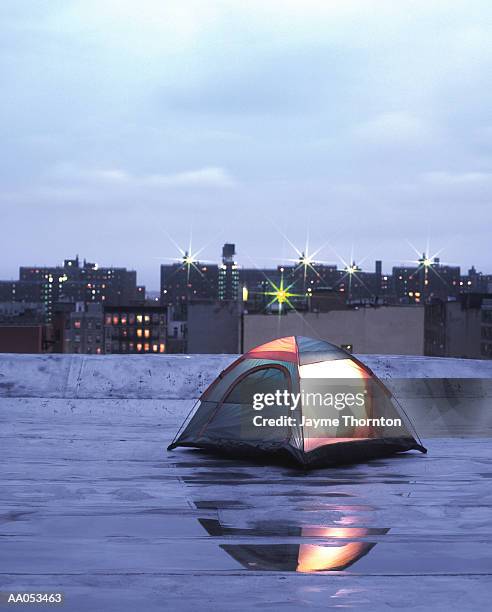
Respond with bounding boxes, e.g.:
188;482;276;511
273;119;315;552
136;343;142;352
144;343;150;352
159;343;165;353
136;328;143;337
482;310;492;323
136;314;143;324
224;366;289;405
481;327;492;340
74;320;81;329
144;329;150;338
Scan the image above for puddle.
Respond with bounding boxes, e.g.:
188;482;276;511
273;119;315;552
196;514;388;573
220;541;377;572
194;500;249;510
198;518;388;538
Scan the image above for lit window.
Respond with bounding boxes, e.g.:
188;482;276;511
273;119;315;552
74;320;81;329
144;343;150;352
152;344;158;352
136;315;143;324
136;329;143;337
144;315;150;323
136;343;143;352
121;315;127;325
144;329;150;338
113;315;119;325
159;343;165;353
96;347;102;354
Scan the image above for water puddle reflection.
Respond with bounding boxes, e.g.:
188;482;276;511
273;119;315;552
196;509;387;573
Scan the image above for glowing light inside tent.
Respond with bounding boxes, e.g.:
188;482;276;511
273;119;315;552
299;359;370;379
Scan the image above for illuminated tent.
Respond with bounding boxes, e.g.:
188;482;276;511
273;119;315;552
168;336;426;468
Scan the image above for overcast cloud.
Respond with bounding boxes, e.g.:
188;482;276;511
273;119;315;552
1;0;491;288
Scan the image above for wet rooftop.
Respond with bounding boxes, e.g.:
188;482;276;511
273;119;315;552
1;354;491;610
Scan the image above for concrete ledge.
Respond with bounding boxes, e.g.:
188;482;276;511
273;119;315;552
1;353;492;399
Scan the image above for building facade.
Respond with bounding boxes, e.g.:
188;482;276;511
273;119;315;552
64;303;104;354
104;305;166;354
218;243;239;301
425;294;492;359
160;257;219;304
18;257;142;322
243;306;425;355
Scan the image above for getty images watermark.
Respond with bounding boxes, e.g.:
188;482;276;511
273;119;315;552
249;386;403;430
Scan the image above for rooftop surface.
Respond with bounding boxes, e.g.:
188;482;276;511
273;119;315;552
1;354;491;611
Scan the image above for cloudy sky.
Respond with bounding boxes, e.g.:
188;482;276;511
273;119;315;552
1;0;491;288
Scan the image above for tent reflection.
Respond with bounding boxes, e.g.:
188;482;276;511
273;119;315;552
199;518;386;573
297;527;371;572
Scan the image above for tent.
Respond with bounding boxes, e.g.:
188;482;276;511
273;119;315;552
168;336;426;468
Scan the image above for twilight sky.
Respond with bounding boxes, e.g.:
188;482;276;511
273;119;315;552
1;0;491;289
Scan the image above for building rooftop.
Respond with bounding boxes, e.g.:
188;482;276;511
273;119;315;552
1;354;491;610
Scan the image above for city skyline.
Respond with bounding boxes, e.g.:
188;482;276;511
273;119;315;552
1;237;489;291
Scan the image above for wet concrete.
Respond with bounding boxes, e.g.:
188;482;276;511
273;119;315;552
1;353;492;610
0;395;491;611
